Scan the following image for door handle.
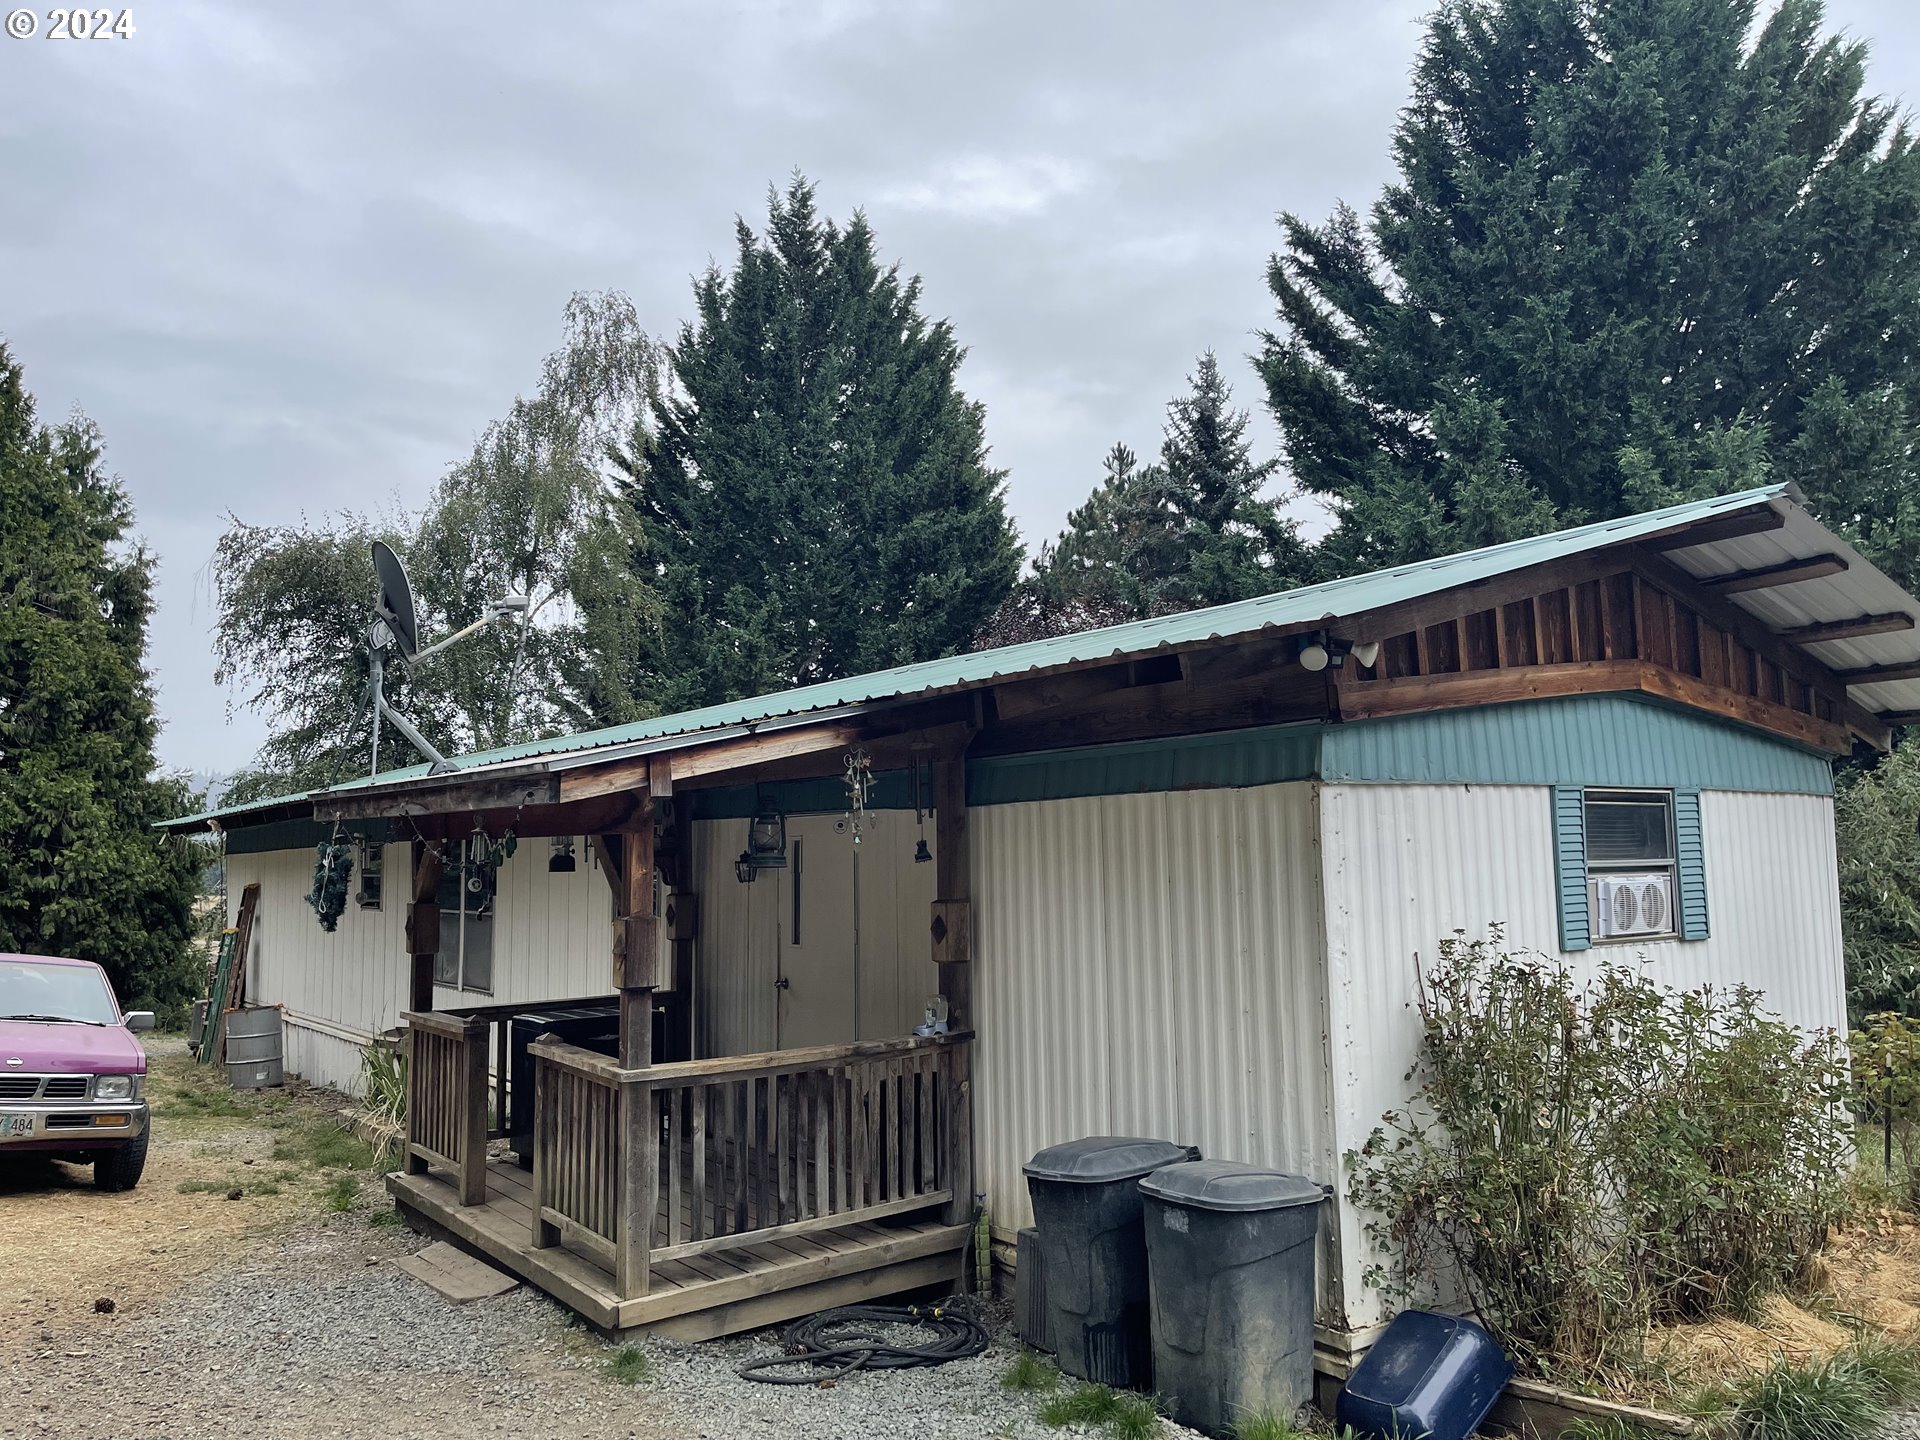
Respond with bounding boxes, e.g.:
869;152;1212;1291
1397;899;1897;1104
774;976;790;991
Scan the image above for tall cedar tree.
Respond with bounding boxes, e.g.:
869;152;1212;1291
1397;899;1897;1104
624;178;1021;708
1261;0;1920;588
983;354;1309;645
0;345;200;1014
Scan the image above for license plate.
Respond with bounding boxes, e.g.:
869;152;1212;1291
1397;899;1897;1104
0;1114;35;1141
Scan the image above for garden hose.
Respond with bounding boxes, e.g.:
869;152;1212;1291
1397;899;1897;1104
736;1302;991;1384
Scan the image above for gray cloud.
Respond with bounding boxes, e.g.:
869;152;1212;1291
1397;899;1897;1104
3;0;1917;776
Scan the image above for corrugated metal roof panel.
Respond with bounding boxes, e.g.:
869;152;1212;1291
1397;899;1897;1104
168;483;1920;829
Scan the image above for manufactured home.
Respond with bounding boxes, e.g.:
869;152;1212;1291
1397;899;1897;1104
163;483;1920;1343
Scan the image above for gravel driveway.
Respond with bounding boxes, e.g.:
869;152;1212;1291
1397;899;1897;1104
0;1045;1173;1440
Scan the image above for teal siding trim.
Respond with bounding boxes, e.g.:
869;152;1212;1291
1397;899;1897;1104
966;723;1320;806
685;770;920;820
1321;694;1833;796
1552;786;1592;951
226;817;390;856
1674;789;1709;940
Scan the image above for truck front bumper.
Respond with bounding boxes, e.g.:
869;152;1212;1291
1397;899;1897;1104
0;1100;148;1155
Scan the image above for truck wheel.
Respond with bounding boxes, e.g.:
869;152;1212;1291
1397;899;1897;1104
95;1129;150;1192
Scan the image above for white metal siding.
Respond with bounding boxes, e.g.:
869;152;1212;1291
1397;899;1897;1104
227;841;615;1093
972;783;1342;1321
690;813;937;1057
1319;783;1847;1327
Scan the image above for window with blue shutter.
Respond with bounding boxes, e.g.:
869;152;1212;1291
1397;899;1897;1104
1551;786;1591;951
1673;789;1709;940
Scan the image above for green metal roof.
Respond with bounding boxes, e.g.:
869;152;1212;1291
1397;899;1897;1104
164;484;1795;831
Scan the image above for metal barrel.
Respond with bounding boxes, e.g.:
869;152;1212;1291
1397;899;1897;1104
222;1006;285;1089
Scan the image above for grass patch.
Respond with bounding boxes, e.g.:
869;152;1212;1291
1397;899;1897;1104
1003;1348;1061;1393
175;1175;281;1198
1563;1421;1665;1440
1038;1383;1161;1438
602;1344;654;1386
1694;1343;1905;1440
1229;1416;1310;1440
154;1084;252;1120
323;1172;362;1212
368;1207;407;1230
272;1123;376;1173
1844;1332;1920;1406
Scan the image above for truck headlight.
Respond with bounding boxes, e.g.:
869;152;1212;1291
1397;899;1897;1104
94;1075;134;1101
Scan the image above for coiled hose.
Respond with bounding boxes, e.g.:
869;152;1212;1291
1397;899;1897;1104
737;1302;992;1384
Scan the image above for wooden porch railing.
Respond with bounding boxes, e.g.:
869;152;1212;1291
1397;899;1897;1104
402;1010;488;1205
529;1031;973;1299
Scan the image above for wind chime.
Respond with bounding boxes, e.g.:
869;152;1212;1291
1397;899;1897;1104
842;746;878;845
911;755;932;863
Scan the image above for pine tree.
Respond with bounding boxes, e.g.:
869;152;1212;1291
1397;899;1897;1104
624;177;1022;708
987;355;1309;644
1260;0;1920;587
0;344;200;1016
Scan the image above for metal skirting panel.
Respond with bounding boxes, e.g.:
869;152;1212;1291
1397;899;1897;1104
1322;694;1834;794
1318;782;1847;1328
972;783;1344;1324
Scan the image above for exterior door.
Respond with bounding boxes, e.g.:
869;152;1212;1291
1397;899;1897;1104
775;816;858;1048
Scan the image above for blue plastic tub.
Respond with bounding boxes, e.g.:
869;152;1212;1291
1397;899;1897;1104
1336;1310;1514;1440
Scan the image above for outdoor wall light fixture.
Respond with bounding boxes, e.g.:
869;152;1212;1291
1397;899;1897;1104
1297;633;1382;672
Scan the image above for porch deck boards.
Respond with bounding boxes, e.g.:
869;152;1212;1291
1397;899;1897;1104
387;1156;970;1340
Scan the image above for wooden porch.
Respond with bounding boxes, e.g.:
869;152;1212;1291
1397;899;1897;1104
390;1018;975;1339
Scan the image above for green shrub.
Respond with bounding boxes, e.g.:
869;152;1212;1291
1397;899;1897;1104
1348;932;1854;1373
1850;1012;1920;1210
360;1043;406;1125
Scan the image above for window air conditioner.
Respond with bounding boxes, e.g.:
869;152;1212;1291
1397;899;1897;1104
1596;873;1672;938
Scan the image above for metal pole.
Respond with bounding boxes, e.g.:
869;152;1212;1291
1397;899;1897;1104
369;645;384;778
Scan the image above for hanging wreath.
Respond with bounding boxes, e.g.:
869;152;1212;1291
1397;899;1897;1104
306;834;354;932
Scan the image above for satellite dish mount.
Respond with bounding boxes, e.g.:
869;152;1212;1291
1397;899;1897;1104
366;541;529;778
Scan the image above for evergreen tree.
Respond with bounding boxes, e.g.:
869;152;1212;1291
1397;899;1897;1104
0;344;200;1016
1260;0;1920;587
624;177;1021;708
984;354;1309;645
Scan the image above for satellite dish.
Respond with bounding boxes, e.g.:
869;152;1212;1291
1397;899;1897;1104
370;541;419;660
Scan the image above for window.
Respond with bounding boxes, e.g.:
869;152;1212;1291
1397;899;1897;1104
355;835;383;910
1552;785;1708;950
433;839;495;994
1584;790;1676;941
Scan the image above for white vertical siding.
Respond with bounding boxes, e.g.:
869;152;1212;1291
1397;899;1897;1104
691;813;937;1056
1318;783;1847;1327
972;783;1341;1322
227;840;616;1094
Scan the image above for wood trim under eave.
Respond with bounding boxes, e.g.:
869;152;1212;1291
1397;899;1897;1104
1335;659;1851;755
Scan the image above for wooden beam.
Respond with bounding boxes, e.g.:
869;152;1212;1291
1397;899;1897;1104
555;753;650;804
666;720;868;783
1699;553;1848;594
1350;550;1629;647
1779;613;1916;645
317;771;559;823
1337;659;1850;753
1879;711;1920;727
1838;660;1920;687
405;840;445;1013
933;752;974;1241
1641;504;1788;551
993;662;1138;720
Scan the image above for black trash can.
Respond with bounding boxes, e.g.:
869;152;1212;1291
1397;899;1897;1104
1024;1136;1200;1388
1140;1160;1327;1437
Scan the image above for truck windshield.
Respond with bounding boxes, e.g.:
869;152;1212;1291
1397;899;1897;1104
0;961;121;1026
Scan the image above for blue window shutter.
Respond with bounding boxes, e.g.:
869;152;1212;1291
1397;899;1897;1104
1552;785;1591;952
1674;789;1709;941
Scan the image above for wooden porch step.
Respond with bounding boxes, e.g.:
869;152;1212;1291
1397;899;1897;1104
386;1159;971;1341
394;1241;519;1303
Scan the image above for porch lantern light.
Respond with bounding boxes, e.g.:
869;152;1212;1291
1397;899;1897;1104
548;835;576;873
735;852;757;884
745;806;788;870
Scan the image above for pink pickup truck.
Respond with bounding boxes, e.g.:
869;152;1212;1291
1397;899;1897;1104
0;953;155;1191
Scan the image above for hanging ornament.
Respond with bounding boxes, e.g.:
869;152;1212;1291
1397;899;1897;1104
912;756;932;863
842;746;877;846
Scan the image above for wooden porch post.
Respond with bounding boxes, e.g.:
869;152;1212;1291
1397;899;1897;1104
402;838;444;1180
932;759;976;1238
602;798;658;1299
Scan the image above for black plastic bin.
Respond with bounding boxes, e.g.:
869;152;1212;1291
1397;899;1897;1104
1014;1226;1053;1353
1140;1160;1327;1437
507;1004;619;1167
1024;1136;1200;1388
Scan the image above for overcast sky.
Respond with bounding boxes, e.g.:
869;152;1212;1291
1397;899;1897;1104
5;1;1919;780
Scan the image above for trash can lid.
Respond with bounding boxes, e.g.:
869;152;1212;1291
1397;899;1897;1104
1138;1159;1327;1211
1023;1136;1200;1183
